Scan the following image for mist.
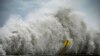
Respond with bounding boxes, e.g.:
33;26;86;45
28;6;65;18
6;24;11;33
0;0;100;55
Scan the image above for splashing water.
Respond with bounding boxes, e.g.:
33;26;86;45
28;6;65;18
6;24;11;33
0;0;100;55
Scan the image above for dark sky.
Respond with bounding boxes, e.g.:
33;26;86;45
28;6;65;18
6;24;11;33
0;0;40;27
0;0;100;28
80;0;100;30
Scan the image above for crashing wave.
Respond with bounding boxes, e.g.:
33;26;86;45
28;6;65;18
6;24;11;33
0;0;100;55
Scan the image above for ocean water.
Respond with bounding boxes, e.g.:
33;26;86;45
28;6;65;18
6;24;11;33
0;0;100;55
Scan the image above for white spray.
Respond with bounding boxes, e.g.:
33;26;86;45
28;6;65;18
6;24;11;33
0;0;100;55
